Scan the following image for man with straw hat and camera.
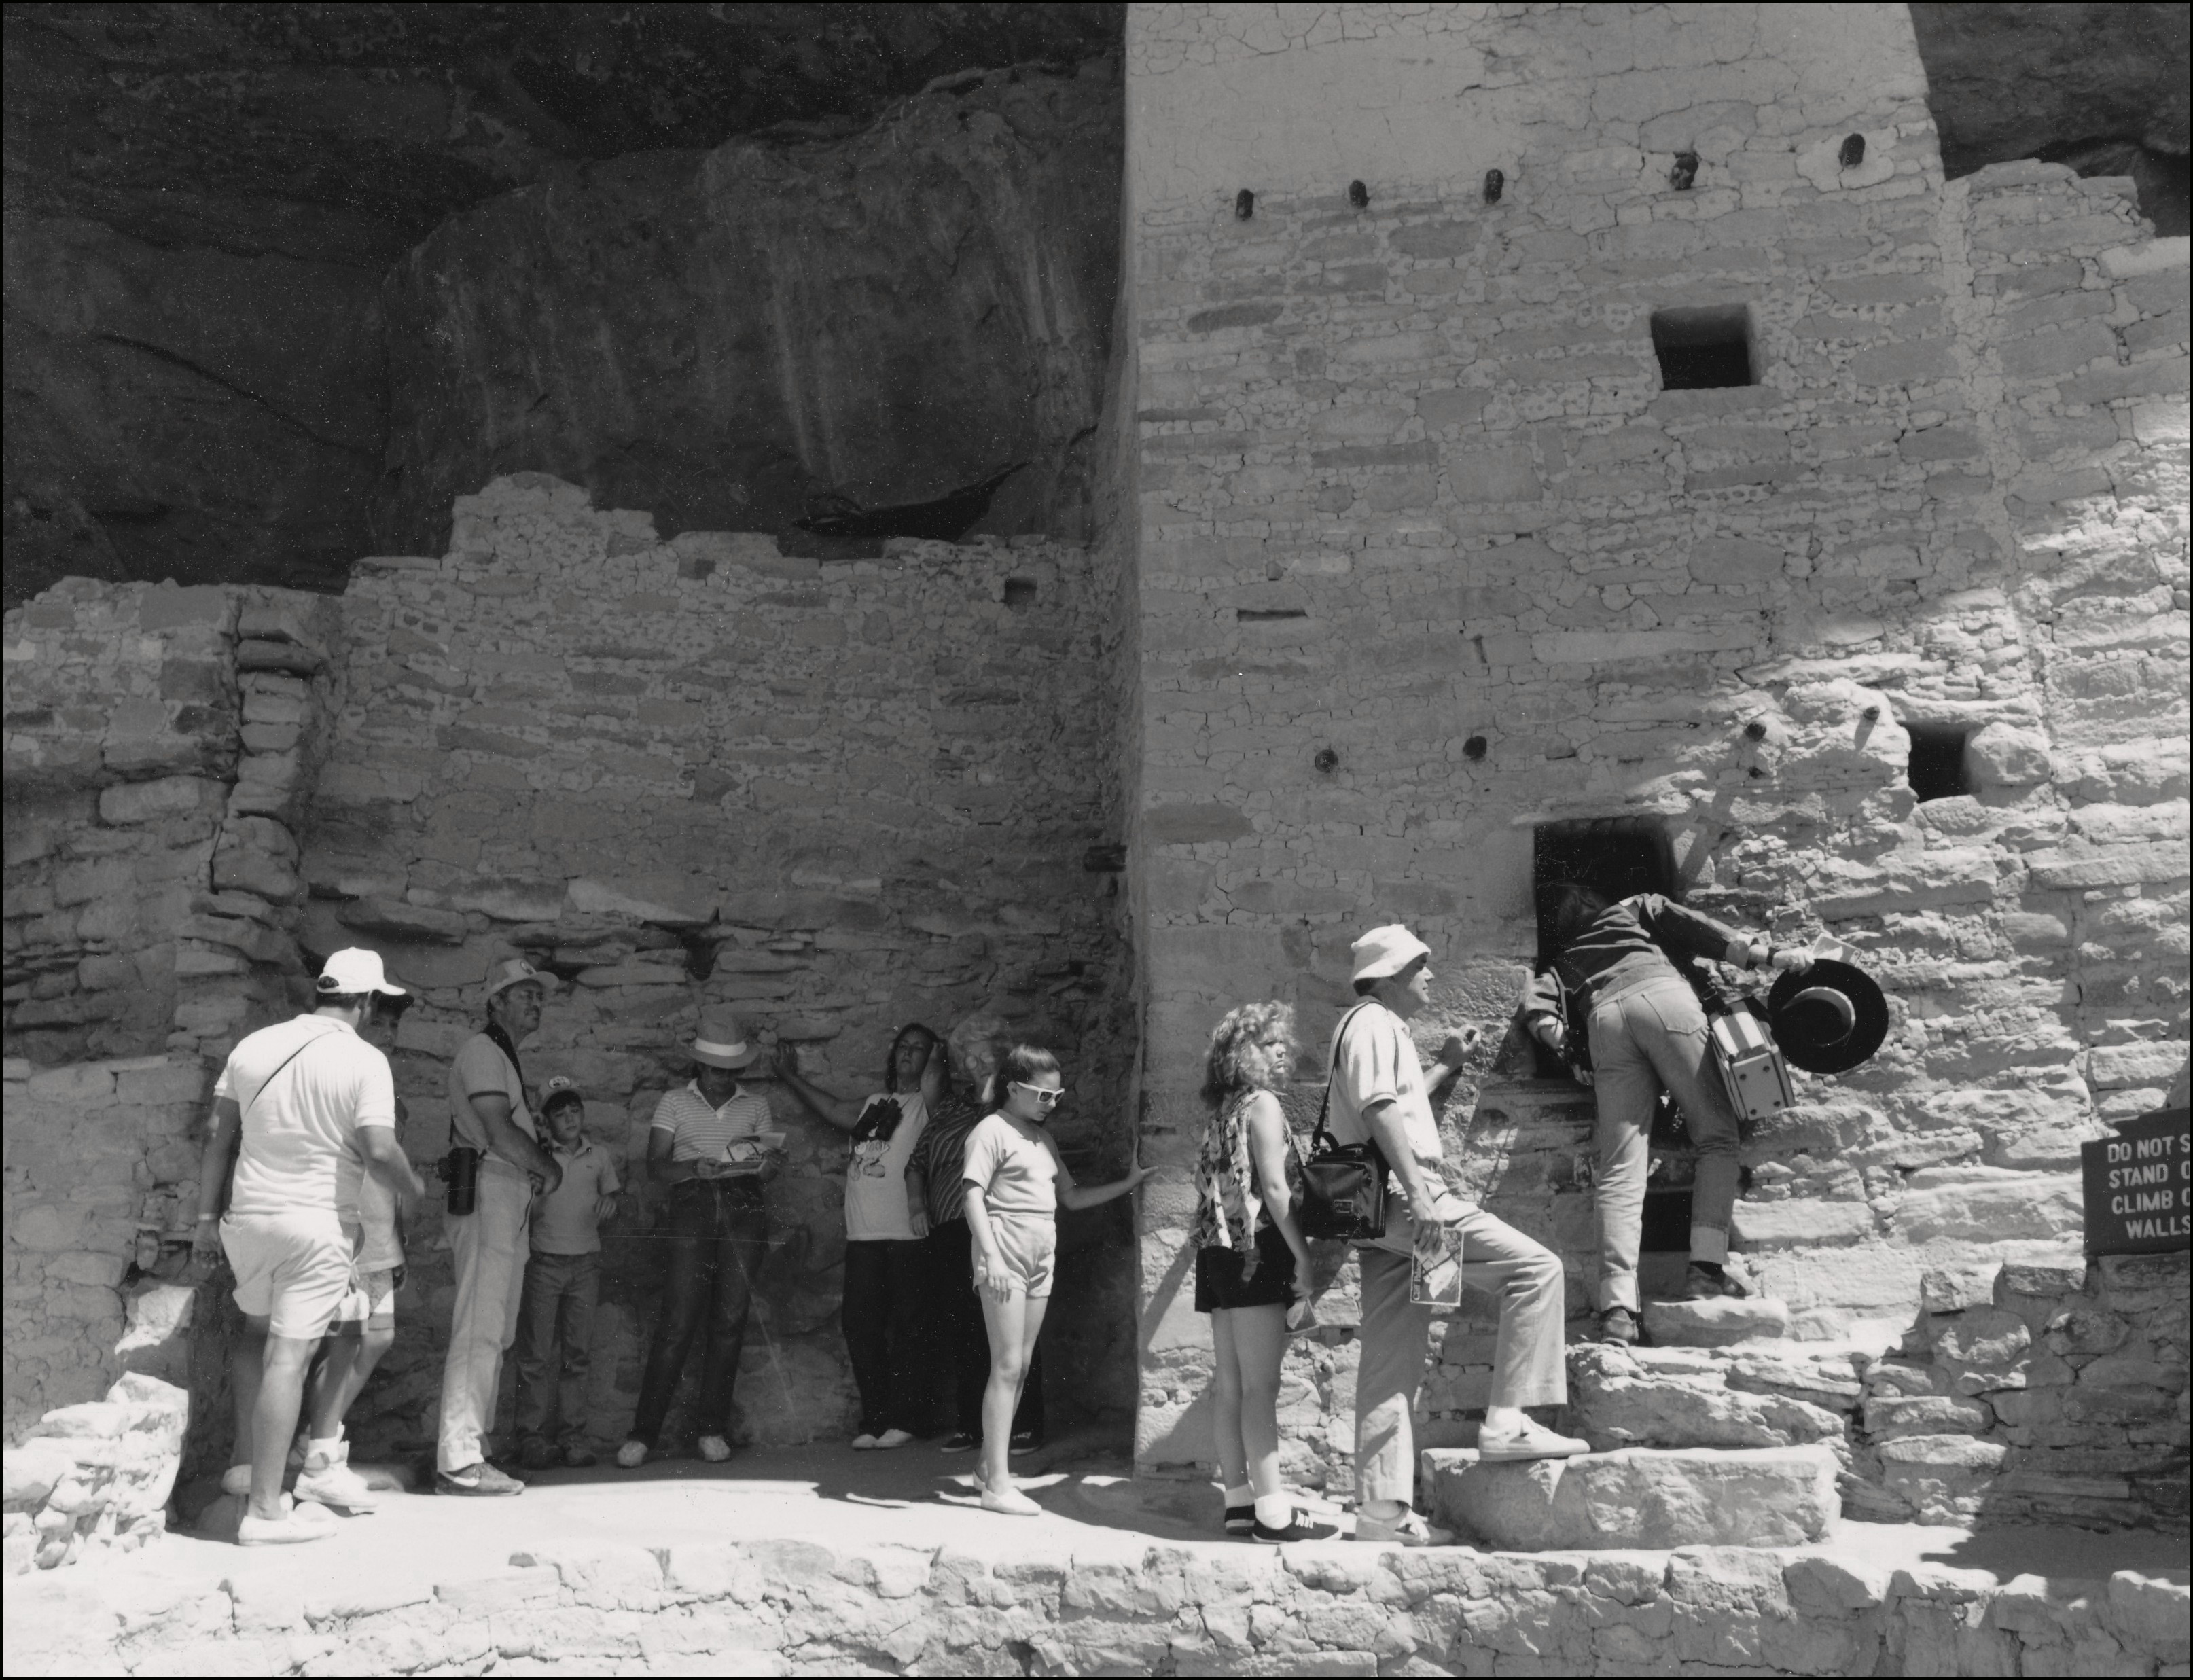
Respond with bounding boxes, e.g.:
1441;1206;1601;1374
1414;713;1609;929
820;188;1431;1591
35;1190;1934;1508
617;1007;783;1469
435;958;562;1497
1332;925;1586;1548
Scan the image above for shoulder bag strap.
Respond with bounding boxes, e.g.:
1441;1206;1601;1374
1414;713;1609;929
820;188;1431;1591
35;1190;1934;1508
242;1029;332;1122
1313;1001;1375;1153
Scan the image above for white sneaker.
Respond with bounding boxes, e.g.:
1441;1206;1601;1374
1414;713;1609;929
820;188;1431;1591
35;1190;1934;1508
980;1484;1041;1516
874;1429;915;1449
851;1433;881;1450
238;1504;336;1547
696;1435;732;1463
1477;1418;1591;1463
295;1441;382;1514
1353;1509;1454;1547
616;1439;649;1469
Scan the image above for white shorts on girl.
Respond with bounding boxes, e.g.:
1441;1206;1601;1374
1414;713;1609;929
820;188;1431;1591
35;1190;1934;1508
978;1212;1057;1300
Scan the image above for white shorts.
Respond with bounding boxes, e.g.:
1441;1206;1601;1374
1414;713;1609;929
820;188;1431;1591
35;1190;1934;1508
221;1212;361;1340
978;1212;1057;1300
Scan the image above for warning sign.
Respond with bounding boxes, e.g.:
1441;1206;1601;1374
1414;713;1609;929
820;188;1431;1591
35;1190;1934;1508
2081;1107;2192;1256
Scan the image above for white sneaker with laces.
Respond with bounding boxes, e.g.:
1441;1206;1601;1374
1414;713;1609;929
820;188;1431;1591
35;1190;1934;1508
237;1504;337;1547
615;1439;648;1469
294;1440;382;1514
1477;1418;1590;1463
696;1434;732;1463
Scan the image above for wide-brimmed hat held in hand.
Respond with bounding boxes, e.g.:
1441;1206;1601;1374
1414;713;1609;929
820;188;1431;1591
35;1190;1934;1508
1768;958;1888;1075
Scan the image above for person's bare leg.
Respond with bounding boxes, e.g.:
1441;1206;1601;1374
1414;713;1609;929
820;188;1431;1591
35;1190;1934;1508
230;1317;269;1469
1232;1304;1289;1504
249;1335;317;1520
977;1291;1029;1493
1209;1308;1249;1495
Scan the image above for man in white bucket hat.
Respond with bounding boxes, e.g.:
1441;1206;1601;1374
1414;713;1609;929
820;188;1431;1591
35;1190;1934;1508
1328;925;1585;1547
616;1007;781;1469
435;957;563;1496
188;948;426;1545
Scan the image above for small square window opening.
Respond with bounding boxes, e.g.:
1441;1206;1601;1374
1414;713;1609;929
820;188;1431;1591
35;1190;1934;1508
1652;304;1754;391
1906;723;1972;802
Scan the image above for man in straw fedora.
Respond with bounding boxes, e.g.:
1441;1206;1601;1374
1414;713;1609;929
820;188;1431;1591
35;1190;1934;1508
1331;925;1586;1547
616;1007;783;1468
436;958;563;1497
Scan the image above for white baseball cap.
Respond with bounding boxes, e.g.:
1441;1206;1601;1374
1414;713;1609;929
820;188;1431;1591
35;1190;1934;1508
317;948;407;997
1351;924;1431;982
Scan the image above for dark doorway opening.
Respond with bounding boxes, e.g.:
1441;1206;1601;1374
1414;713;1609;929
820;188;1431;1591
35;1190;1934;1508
1640;1187;1694;1253
1530;817;1680;1077
1906;723;1972;802
1652;304;1754;390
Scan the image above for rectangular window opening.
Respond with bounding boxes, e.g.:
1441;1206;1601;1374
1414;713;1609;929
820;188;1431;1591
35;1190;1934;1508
1906;723;1973;802
1639;1188;1694;1255
1651;304;1754;391
1530;817;1679;1077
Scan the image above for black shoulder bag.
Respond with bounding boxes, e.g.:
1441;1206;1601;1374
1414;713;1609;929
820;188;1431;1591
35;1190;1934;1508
1297;1003;1389;1242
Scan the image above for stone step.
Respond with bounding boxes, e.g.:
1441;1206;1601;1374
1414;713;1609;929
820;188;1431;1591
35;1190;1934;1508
1639;1295;1789;1346
1565;1344;1852;1452
1422;1444;1841;1552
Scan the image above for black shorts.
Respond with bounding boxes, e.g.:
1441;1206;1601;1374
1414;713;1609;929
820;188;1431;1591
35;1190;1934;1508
1194;1224;1296;1313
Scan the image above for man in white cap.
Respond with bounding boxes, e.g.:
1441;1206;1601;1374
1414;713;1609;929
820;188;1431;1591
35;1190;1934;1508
616;1007;781;1469
435;957;563;1496
188;948;426;1545
1330;925;1585;1546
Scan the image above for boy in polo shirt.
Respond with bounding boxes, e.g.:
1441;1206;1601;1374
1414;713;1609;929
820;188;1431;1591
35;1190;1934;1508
514;1078;621;1469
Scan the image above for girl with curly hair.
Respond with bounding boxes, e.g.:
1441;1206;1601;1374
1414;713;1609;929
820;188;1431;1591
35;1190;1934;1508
1193;1001;1317;1542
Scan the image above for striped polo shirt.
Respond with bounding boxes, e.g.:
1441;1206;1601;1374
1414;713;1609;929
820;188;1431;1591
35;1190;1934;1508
909;1092;985;1226
649;1081;774;1170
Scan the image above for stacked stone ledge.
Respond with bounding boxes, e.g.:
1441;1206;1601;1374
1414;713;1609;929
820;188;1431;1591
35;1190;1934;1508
5;1531;2188;1677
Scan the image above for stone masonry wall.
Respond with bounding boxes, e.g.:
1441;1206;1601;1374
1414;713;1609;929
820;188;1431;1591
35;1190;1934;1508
1862;1249;2190;1532
296;474;1135;1455
5;1529;2189;1677
3;583;340;1451
1122;3;2190;1484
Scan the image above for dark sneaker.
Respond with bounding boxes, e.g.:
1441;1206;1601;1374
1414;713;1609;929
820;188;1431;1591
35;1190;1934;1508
1684;1262;1749;1300
517;1435;556;1471
1008;1431;1043;1456
1224;1503;1254;1538
436;1461;525;1497
940;1432;979;1453
1598;1306;1640;1345
562;1442;599;1469
1253;1509;1329;1543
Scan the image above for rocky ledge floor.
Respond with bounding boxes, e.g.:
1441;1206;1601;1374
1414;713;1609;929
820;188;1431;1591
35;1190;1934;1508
3;1438;2188;1676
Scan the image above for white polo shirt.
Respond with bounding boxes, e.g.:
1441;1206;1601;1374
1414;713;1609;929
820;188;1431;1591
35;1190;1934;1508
216;1014;397;1223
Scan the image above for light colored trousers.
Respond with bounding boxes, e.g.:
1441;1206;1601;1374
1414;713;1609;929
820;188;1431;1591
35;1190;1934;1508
1588;975;1743;1313
439;1163;531;1475
1354;1202;1568;1507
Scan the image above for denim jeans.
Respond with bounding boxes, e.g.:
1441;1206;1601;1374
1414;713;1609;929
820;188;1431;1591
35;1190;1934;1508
630;1179;767;1447
514;1250;600;1446
1588;973;1744;1312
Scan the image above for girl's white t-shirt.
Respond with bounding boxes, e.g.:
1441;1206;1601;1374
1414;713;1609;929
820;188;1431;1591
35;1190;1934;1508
843;1092;929;1241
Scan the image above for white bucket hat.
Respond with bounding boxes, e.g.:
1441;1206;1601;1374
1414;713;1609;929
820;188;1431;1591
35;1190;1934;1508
317;948;407;997
1351;924;1431;982
484;957;552;1004
690;1006;758;1069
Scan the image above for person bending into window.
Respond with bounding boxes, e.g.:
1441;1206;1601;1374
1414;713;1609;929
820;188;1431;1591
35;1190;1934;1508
961;1044;1147;1514
1521;884;1814;1346
1194;1002;1318;1543
775;1023;946;1450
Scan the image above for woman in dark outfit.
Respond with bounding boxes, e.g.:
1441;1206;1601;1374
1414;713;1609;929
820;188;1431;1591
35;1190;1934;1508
1520;884;1813;1345
774;1024;946;1449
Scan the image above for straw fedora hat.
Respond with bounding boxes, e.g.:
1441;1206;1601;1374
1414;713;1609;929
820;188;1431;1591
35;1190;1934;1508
689;1007;758;1069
